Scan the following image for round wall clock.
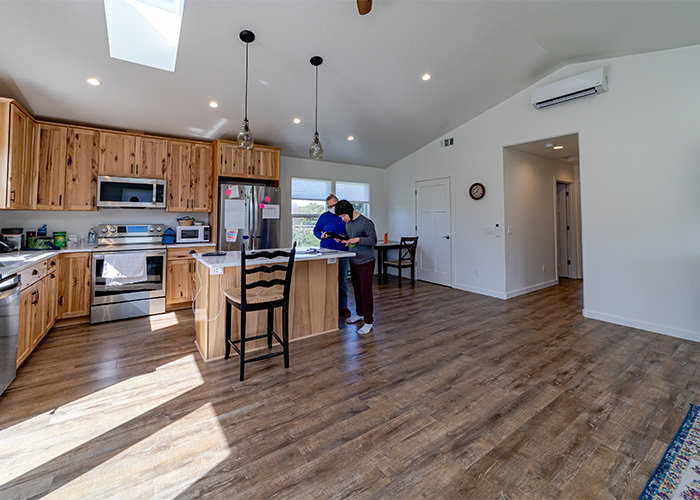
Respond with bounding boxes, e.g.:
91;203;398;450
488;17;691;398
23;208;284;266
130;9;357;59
469;183;485;200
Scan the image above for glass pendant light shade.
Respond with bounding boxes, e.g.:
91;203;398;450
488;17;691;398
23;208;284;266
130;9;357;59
309;132;323;160
238;30;255;150
309;56;323;160
237;119;253;150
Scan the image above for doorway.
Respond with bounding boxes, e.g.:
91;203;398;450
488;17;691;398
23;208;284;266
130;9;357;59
556;181;577;278
415;178;452;286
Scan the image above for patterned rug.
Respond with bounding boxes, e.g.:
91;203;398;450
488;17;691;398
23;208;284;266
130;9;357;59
640;405;700;500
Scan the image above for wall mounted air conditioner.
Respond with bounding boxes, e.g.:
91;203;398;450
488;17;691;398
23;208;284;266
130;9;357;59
531;67;608;109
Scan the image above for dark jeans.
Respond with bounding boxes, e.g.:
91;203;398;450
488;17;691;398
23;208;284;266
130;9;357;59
350;259;375;324
338;257;350;309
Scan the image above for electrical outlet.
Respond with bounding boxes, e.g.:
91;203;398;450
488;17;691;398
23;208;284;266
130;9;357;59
474;268;480;277
328;258;336;264
542;265;546;272
211;266;224;275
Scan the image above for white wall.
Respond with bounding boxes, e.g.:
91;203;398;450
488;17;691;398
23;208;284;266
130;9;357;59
503;148;575;297
278;155;387;247
387;44;700;341
0;209;207;241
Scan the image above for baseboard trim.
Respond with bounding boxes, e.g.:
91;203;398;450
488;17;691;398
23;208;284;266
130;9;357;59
582;309;700;343
452;282;507;299
505;279;559;299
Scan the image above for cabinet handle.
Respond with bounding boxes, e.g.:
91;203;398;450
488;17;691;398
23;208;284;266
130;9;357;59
92;195;95;206
59;296;63;306
136;164;139;175
11;189;15;202
32;269;39;275
189;250;196;255
59;194;62;206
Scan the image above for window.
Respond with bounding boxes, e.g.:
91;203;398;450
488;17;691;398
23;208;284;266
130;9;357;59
291;178;371;247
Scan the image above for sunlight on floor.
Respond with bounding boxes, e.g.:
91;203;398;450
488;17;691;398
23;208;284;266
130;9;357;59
47;403;230;499
149;311;181;332
0;355;203;486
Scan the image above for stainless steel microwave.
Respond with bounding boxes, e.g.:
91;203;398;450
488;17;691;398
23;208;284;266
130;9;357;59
176;225;210;243
97;176;166;209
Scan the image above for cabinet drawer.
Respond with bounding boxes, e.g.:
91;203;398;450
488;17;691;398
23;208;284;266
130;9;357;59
167;246;215;261
18;260;48;290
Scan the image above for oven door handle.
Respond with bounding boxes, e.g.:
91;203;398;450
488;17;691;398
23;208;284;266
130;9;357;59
93;251;167;260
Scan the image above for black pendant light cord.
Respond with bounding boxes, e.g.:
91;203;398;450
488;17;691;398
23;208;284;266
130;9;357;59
244;42;249;121
314;66;319;134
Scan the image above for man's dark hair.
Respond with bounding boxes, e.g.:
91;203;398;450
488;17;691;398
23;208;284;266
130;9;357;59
334;200;354;218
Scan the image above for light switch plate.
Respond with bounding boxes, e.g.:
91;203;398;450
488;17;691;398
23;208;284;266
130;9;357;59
210;266;223;275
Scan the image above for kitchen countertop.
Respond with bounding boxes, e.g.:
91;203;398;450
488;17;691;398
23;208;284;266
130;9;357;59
193;247;355;271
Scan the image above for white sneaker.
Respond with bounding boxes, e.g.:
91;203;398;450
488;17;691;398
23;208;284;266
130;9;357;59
346;315;363;324
358;323;373;335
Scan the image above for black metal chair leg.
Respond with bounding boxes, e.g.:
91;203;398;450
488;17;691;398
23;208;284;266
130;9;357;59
224;301;231;359
240;310;246;381
282;305;289;369
411;264;415;286
267;308;273;349
398;266;402;288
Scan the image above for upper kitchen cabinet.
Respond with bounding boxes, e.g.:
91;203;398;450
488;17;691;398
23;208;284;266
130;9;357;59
99;131;167;179
166;140;212;212
0;100;36;209
65;127;99;211
34;123;68;210
215;140;280;181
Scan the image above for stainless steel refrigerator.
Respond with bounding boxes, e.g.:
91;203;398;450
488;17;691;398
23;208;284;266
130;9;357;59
218;183;281;252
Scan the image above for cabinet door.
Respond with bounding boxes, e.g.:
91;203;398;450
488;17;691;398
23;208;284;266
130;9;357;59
7;105;35;209
218;141;250;177
191;144;213;212
34;123;67;210
166;140;192;211
58;252;92;319
31;280;46;348
44;270;59;333
136;137;167;179
17;285;35;367
65;128;99;211
99;132;136;177
253;147;280;180
166;259;193;304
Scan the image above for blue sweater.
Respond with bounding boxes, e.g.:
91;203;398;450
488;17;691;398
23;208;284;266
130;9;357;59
313;211;348;251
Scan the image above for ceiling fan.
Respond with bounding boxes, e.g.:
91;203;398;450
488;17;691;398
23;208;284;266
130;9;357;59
357;0;372;15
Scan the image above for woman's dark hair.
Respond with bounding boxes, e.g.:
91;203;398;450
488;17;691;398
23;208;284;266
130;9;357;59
334;200;354;218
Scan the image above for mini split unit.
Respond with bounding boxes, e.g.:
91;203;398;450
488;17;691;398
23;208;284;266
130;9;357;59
531;67;608;109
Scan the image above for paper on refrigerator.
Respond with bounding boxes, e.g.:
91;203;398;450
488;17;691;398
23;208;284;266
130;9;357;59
262;204;280;220
224;199;246;229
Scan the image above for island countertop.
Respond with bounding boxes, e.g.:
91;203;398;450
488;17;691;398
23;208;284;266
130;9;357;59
192;247;356;271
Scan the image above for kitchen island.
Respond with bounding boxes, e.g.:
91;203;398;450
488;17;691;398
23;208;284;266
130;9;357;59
192;248;355;361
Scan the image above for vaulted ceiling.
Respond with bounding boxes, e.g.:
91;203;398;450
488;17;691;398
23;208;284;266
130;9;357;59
1;1;700;168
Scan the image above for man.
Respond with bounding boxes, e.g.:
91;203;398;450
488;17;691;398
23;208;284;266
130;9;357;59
314;194;351;316
332;199;377;335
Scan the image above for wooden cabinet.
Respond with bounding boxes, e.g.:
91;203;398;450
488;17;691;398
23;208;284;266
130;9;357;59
17;283;36;367
215;140;280;181
65;128;99;211
166;140;213;212
43;268;59;334
99;131;135;177
16;258;53;367
58;252;91;319
166;246;215;305
34;123;68;210
98;132;167;179
1;102;36;209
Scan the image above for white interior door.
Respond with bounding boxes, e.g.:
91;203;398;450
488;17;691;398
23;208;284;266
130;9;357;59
416;178;452;286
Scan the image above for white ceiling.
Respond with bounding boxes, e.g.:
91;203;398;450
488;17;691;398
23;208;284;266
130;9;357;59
1;1;700;168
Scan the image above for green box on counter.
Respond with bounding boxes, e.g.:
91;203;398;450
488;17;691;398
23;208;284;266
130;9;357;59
53;232;66;248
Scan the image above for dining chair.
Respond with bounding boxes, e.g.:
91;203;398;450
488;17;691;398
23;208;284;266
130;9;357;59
383;236;418;287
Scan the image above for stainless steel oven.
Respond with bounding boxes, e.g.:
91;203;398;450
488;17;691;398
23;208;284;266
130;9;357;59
91;224;167;323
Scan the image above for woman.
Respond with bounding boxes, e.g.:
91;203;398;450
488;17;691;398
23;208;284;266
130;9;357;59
313;194;351;316
333;199;377;335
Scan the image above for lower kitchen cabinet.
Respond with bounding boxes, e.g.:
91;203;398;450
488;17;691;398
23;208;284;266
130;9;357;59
43;268;59;334
17;282;38;367
58;252;91;319
166;246;214;305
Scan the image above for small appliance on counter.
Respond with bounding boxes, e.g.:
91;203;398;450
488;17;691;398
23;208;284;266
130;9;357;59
1;228;23;251
175;225;210;244
0;235;14;253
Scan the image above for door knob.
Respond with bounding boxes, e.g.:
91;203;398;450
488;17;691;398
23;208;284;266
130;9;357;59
442;235;450;239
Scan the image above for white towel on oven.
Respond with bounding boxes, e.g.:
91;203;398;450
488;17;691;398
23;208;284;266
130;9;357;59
103;253;147;286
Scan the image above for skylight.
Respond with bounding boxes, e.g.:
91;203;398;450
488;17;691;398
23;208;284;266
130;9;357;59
104;0;185;72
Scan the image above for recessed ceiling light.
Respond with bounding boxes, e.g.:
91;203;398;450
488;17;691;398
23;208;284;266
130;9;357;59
86;77;102;86
347;136;354;141
544;143;554;148
293;118;301;124
553;145;564;150
209;101;219;108
422;73;431;81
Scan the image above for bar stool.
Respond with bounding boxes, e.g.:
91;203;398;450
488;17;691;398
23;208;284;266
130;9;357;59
224;243;297;381
383;236;418;287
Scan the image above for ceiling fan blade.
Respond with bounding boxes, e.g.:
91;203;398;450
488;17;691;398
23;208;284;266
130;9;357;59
357;0;372;15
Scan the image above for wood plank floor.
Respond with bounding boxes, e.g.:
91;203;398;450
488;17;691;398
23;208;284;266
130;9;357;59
1;277;698;499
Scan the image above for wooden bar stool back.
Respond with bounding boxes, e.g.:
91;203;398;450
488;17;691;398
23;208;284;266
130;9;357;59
383;236;418;287
224;242;297;381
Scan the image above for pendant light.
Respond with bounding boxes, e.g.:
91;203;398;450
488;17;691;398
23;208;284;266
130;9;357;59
237;30;255;150
309;56;323;160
